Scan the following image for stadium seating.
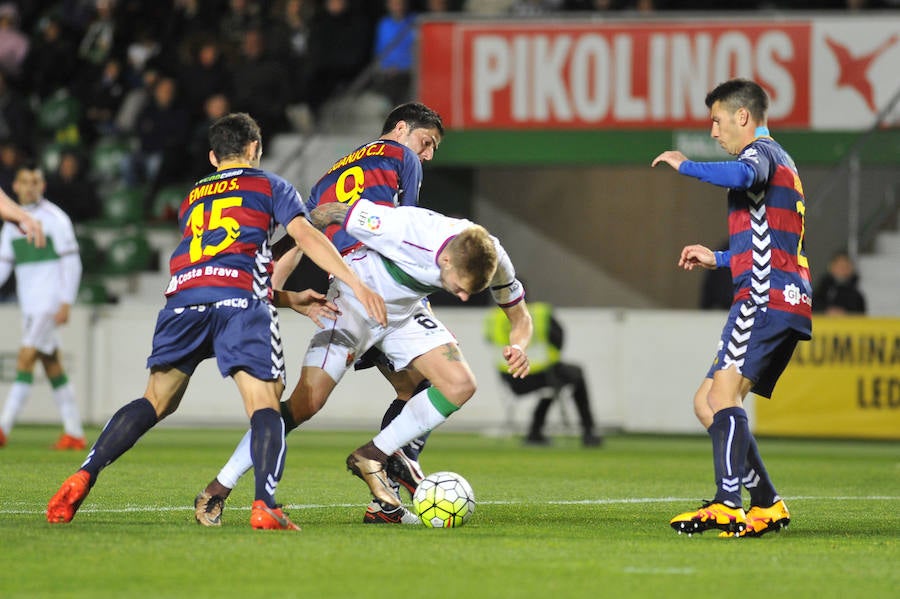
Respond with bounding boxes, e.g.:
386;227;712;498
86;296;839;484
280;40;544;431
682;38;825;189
36;90;82;146
102;232;153;276
98;186;145;226
89;136;134;184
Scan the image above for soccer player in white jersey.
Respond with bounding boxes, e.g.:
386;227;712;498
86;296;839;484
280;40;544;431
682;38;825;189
0;164;84;449
204;199;533;523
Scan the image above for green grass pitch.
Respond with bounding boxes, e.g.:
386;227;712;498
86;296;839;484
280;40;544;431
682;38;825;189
1;426;897;598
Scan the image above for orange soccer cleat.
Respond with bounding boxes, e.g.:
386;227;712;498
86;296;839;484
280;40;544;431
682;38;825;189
47;470;91;523
53;434;87;451
250;500;300;531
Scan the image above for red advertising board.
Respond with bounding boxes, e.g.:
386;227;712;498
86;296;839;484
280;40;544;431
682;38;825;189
419;20;812;130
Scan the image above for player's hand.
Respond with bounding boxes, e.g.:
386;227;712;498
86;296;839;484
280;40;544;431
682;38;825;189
17;214;45;248
651;150;688;171
678;244;716;271
354;282;387;327
503;344;530;379
277;289;340;327
54;303;71;325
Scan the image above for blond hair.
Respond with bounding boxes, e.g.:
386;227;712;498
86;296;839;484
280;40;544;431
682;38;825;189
447;225;498;293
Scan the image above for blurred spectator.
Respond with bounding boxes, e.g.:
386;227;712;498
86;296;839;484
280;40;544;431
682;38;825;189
266;0;312;106
79;57;127;140
230;27;290;135
78;0;118;70
122;26;162;88
125;76;190;213
0;69;34;150
813;251;867;315
509;0;564;15
0;3;29;81
371;0;416;107
115;66;159;134
178;36;232;121
218;0;264;61
44;148;101;223
305;0;373;117
188;92;230;179
23;12;77;101
0;139;23;194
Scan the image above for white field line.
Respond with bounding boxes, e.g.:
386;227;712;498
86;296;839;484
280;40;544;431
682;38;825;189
2;495;897;516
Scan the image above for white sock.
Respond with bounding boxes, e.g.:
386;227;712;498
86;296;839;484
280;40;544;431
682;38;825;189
217;429;253;489
0;382;30;434
53;383;84;437
373;389;447;455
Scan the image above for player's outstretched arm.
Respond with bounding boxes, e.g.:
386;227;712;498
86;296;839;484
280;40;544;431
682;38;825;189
285;215;387;326
0;190;45;247
678;244;717;271
500;301;533;379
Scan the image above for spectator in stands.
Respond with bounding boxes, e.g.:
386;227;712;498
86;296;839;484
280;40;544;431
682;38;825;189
0;71;34;152
218;0;264;61
188;92;230;180
0;139;22;194
125;76;190;214
266;0;313;107
0;3;29;82
813;251;867;315
178;37;233;121
44;148;100;224
230;27;290;135
23;12;77;102
371;0;416;107
77;0;119;70
305;0;373;118
79;57;127;140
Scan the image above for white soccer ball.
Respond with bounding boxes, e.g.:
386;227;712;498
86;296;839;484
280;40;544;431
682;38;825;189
412;471;476;528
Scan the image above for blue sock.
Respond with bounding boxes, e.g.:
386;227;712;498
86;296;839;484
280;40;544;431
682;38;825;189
251;408;285;508
82;398;158;485
708;407;750;508
743;435;780;507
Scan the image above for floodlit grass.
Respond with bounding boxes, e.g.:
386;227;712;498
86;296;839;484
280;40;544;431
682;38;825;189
1;426;897;598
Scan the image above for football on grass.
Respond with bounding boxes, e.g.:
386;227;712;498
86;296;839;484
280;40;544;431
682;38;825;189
412;471;476;528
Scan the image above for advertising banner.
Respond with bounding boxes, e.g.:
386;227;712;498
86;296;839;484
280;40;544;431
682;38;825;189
755;317;900;440
419;16;900;131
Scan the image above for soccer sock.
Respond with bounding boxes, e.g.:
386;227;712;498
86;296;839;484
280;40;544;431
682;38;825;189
217;429;253;490
50;374;84;438
279;399;299;433
373;387;457;456
743;434;780;507
250;408;286;509
81;398;158;486
0;373;32;434
708;406;750;509
381;378;434;461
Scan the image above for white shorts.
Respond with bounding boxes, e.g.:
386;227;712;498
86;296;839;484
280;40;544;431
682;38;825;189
21;312;61;355
303;249;456;382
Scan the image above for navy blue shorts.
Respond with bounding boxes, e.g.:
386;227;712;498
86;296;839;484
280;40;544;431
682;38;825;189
706;301;801;399
146;298;285;382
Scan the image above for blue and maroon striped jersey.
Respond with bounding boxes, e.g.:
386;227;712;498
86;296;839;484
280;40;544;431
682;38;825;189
727;136;812;337
164;167;307;308
306;139;423;254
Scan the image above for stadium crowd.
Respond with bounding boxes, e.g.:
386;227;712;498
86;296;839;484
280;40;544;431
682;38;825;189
0;0;891;225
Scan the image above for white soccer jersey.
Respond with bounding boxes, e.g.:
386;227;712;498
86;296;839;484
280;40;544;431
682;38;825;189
0;198;82;314
344;199;523;306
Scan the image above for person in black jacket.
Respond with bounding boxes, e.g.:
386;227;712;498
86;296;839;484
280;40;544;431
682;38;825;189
813;251;866;315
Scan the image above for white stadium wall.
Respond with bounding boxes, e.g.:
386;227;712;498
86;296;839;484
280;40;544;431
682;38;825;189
0;304;732;436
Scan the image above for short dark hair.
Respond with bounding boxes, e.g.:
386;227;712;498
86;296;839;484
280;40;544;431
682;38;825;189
705;78;769;122
208;112;261;162
381;102;444;138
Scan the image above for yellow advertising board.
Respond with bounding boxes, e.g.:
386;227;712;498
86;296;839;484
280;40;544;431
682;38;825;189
755;317;900;440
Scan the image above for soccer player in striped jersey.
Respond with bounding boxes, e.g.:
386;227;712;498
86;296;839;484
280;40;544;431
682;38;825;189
0;164;83;450
652;78;811;537
47;113;386;530
196;102;445;525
